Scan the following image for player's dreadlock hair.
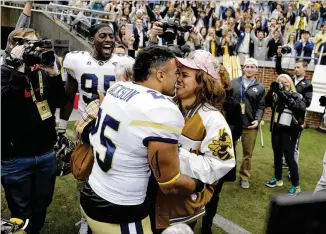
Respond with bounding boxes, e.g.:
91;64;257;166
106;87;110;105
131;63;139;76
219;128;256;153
133;46;176;82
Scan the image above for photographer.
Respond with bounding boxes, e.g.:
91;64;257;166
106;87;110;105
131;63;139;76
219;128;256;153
1;29;66;234
265;74;306;197
275;47;313;167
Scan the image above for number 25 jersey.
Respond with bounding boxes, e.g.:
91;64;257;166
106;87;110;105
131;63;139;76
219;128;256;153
88;82;184;206
63;51;129;113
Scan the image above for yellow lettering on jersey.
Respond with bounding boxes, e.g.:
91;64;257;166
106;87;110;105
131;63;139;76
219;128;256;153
129;120;182;134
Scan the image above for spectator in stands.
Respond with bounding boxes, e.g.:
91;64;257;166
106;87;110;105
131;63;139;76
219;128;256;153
199;27;208;41
118;25;126;44
314;22;326;58
294;11;308;41
88;0;104;24
294;30;314;63
236;23;254;60
253;18;269;38
267;30;283;60
271;4;283;21
282;33;297;66
221;30;237;56
319;1;326;30
309;4;320;36
222;7;235;21
1;28;66;234
231;58;266;189
135;18;148;50
213;19;223;38
265;74;306;197
204;27;221;57
192;1;215;29
251;26;274;61
119;15;128;26
284;4;296;42
146;2;169;22
104;0;122;21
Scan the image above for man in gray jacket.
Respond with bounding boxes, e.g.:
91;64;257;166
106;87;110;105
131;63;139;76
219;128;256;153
250;27;273;61
231;58;266;189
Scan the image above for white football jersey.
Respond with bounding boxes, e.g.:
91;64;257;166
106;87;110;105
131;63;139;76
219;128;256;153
63;51;130;113
89;82;184;206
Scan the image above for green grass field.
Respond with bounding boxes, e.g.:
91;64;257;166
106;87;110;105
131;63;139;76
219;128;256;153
1;122;325;234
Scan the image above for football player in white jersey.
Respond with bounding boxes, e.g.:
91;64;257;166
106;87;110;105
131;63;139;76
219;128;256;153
58;23;132;132
80;46;206;234
58;23;131;234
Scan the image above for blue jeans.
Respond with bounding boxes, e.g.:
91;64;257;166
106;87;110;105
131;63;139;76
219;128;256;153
272;130;299;186
1;150;57;234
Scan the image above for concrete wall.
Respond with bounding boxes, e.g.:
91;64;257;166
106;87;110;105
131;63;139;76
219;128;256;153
1;7;91;54
1;6;21;27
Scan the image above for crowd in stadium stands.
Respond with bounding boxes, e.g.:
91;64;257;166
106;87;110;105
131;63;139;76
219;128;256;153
55;0;326;65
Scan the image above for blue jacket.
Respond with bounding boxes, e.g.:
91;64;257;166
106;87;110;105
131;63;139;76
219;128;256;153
294;41;314;63
236;31;254;57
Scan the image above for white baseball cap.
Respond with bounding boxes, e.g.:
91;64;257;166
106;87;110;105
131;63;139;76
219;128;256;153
244;57;258;68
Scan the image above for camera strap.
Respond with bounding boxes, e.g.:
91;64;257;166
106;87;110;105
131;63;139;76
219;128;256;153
27;71;44;103
26;71;52;121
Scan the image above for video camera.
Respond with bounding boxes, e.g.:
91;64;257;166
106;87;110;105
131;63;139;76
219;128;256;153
13;36;55;67
280;45;292;54
158;18;193;43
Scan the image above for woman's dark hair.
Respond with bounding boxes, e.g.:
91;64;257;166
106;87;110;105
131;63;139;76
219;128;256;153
133;46;175;82
175;66;227;112
118;25;126;42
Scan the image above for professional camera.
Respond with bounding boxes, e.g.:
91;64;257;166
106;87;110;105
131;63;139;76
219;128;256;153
271;81;285;93
281;45;292;54
159;18;192;42
13;36;55;67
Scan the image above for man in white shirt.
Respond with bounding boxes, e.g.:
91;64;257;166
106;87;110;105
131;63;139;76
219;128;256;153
237;24;253;61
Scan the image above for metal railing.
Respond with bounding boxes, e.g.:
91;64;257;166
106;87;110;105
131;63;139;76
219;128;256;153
1;1;114;23
317;46;325;65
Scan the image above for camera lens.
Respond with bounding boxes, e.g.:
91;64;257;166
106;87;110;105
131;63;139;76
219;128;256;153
23;50;55;67
40;51;55;67
281;46;291;54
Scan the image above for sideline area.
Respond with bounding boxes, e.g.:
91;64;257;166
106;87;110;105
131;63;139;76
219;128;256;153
1;122;325;234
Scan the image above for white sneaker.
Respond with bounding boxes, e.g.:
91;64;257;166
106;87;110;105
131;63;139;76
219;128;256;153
241;180;250;189
78;217;88;234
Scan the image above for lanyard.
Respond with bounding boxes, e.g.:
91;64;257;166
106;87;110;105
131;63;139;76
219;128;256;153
28;71;44;103
240;77;255;103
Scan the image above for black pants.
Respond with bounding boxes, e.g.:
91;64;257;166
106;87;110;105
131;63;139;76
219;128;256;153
272;130;299;186
1;150;56;234
202;180;225;230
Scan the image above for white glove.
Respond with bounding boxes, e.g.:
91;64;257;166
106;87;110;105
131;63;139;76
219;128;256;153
10;45;25;60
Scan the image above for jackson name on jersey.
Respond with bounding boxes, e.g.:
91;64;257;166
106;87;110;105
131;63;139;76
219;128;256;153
88;81;184;206
63;51;130;113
